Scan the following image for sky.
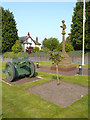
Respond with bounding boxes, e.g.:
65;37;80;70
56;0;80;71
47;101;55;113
1;1;76;44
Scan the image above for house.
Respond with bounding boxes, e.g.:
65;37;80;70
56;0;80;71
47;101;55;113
19;32;41;52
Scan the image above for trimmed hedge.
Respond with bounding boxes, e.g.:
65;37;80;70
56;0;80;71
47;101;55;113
2;51;89;58
3;52;49;57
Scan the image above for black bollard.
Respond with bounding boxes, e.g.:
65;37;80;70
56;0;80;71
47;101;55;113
52;61;54;64
79;65;82;75
36;62;39;68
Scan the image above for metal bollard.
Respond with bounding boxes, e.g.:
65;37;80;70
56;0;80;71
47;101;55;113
36;62;39;68
79;65;82;75
52;61;54;64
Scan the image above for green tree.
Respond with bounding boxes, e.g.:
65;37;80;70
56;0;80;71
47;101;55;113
70;2;90;50
2;7;18;52
42;38;59;51
49;51;63;86
66;33;72;44
41;47;50;52
12;40;23;53
85;2;90;49
0;7;2;53
57;42;74;52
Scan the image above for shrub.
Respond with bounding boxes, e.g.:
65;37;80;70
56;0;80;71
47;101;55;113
40;47;50;52
26;46;33;53
57;42;74;52
32;47;39;52
3;52;21;57
12;40;24;53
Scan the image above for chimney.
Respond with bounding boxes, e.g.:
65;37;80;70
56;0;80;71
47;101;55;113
36;37;38;43
28;32;30;37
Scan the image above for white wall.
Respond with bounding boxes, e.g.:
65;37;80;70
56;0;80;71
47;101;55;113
23;38;35;51
22;37;41;51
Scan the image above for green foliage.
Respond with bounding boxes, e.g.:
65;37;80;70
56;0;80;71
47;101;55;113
49;51;63;85
1;67;88;118
12;40;23;53
3;52;21;57
2;7;18;52
32;46;39;52
85;2;90;50
70;2;90;50
49;51;62;65
57;42;74;52
2;50;89;58
67;50;89;57
42;37;59;51
0;7;2;53
66;35;71;44
40;47;50;52
3;51;50;57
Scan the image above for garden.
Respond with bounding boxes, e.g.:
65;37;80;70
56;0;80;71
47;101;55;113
0;3;90;119
0;60;89;119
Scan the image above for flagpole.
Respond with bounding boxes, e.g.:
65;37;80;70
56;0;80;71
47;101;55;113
82;0;85;66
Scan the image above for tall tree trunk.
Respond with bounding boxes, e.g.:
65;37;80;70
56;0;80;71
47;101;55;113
56;64;59;85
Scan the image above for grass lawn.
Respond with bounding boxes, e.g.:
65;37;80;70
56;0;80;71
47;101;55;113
1;61;89;70
34;61;89;68
0;61;89;119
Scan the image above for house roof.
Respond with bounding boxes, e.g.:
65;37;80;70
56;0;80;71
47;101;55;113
19;35;41;45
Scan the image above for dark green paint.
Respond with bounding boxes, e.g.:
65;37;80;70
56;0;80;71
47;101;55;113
5;57;35;81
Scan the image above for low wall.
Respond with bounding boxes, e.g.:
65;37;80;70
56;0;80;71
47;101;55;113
51;65;77;72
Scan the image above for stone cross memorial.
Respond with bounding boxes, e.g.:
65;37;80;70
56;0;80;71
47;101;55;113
60;20;71;64
60;20;66;53
51;20;76;72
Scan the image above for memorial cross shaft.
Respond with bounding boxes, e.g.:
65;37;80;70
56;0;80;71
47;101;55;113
60;20;66;53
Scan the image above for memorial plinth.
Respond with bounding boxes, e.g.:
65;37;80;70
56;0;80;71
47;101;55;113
51;20;76;72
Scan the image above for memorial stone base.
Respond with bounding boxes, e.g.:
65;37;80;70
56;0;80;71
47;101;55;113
51;52;77;72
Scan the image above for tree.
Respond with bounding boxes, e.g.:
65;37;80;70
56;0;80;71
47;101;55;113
85;2;90;50
42;38;59;51
70;2;83;50
0;7;2;53
12;40;23;53
70;2;90;50
2;7;18;52
57;42;74;52
49;51;63;86
66;33;72;44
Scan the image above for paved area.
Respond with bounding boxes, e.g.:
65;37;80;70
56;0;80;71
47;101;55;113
36;66;89;76
1;77;41;86
27;80;88;107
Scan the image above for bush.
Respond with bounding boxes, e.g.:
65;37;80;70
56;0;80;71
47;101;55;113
3;51;89;58
32;47;39;52
40;47;50;52
3;52;21;57
12;40;24;53
57;42;74;52
67;50;82;57
26;46;33;53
